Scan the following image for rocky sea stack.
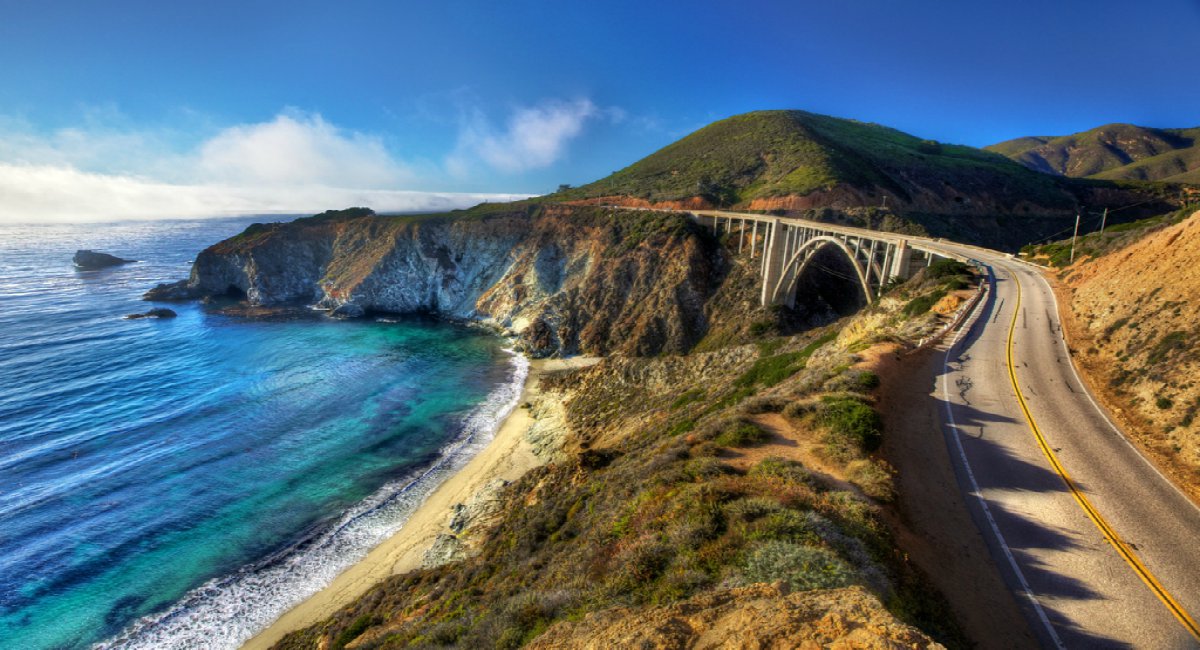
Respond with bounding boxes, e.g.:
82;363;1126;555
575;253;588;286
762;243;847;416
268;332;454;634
74;249;134;269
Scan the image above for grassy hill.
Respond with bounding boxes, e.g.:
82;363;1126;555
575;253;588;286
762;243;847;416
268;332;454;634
987;123;1200;183
553;110;1079;214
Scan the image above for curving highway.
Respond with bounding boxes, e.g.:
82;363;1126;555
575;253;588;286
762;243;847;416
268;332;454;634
918;240;1200;648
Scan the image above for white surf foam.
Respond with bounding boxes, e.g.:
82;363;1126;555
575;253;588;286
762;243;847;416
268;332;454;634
95;350;529;649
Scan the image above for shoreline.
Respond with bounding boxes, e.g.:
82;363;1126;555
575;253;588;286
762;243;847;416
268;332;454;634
241;355;597;650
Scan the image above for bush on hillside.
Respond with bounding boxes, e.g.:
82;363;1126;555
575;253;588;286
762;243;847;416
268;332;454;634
715;419;769;447
743;540;858;591
847;459;896;502
817;396;882;462
902;289;946;317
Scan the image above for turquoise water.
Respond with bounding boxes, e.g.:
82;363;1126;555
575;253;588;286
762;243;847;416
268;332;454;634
0;218;523;649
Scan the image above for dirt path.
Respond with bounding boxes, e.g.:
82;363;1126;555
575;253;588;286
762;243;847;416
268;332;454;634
871;345;1038;649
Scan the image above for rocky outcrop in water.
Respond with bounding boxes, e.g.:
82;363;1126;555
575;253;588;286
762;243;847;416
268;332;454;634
125;308;177;319
74;249;133;269
146;205;736;357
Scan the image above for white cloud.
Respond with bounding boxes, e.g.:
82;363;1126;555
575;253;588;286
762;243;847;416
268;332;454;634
0;114;189;179
449;98;601;174
0;100;629;222
0;109;546;223
194;112;413;188
0;163;530;223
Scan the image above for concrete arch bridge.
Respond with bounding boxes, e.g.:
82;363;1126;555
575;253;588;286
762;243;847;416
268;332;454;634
689;210;971;308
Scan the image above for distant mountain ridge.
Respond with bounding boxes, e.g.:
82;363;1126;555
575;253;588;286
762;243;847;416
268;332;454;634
549;110;1182;250
556;110;1080;216
987;123;1200;184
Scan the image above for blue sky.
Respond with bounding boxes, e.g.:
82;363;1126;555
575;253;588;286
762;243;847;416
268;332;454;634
1;0;1197;221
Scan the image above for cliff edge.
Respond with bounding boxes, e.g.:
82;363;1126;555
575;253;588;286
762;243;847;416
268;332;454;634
146;204;737;357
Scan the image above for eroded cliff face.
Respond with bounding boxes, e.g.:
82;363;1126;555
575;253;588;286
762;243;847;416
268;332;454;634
151;205;731;357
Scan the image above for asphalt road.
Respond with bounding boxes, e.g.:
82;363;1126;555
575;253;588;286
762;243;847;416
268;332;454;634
928;242;1200;648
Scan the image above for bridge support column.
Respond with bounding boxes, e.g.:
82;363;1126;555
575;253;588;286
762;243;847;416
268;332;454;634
760;218;787;306
889;240;914;281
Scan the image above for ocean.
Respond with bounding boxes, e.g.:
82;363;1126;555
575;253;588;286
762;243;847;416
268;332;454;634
0;217;525;649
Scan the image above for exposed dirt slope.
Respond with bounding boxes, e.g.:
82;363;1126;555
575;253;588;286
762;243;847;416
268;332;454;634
1058;210;1200;496
526;584;942;650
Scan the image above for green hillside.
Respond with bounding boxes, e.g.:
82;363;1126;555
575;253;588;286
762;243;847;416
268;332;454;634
988;124;1200;182
983;136;1051;159
554;110;1076;212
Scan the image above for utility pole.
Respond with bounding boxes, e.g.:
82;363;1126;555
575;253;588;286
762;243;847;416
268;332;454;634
1070;209;1081;264
1099;207;1109;235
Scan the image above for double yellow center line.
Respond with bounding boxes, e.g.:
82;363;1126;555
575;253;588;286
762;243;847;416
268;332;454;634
1004;270;1200;640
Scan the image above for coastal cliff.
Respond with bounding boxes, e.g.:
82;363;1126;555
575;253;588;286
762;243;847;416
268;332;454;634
147;204;737;357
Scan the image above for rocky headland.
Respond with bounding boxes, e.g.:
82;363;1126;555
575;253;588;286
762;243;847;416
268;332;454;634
145;204;769;358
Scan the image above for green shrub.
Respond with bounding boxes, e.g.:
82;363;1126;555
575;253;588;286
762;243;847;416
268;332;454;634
1156;396;1174;410
683;457;728;480
724;497;786;522
748;456;813;485
749;320;775;337
739;395;788;414
671;389;706;410
817;397;882;461
332;614;381;650
856;371;881;391
846;459;895;502
902;289;946;317
743;541;857;591
925;258;969;279
609;538;673;593
800;330;839;357
734;352;807;388
1103;317;1131;339
749;510;833;545
666;419;697;436
782;400;817;420
826;369;881;394
942;275;971;291
715;420;769;447
1148;331;1187;364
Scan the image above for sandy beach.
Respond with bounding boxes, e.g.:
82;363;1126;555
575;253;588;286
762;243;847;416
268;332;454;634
242;356;598;650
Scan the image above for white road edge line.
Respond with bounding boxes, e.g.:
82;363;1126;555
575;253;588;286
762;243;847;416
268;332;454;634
1020;263;1200;520
941;267;1067;650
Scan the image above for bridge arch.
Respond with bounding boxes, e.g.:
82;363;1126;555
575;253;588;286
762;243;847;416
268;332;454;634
771;235;876;307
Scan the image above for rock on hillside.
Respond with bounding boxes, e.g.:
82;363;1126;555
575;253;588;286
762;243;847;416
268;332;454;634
1060;210;1200;494
988;123;1200;183
145;205;731;358
526;584;942;650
